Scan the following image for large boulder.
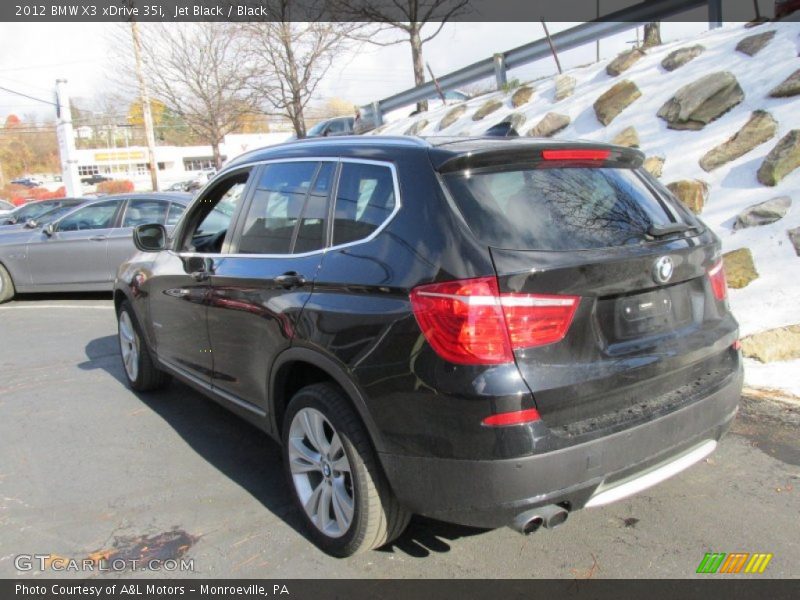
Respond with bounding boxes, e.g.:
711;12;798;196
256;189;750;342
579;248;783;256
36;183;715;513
527;112;570;138
769;69;800;98
657;72;744;131
593;80;641;126
606;48;645;76
472;99;504;121
735;30;776;56
554;74;576;101
511;86;534;107
405;119;429;136
666;179;708;214
661;44;705;71
438;105;467;130
733;196;792;230
643;156;665;178
722;247;758;289
699;110;777;172
741;325;800;363
788;227;800;257
757;130;800;186
612;126;639;148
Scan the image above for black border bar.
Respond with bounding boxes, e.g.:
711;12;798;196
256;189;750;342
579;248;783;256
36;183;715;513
5;579;800;600
1;0;777;23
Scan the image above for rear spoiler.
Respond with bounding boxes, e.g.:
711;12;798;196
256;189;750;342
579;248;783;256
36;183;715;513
433;143;644;174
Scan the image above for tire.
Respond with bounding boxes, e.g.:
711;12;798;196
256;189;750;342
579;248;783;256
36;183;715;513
0;263;15;304
282;383;410;557
117;300;170;392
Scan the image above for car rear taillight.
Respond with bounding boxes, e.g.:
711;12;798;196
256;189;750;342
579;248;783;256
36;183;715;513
541;149;611;161
409;276;579;365
708;260;728;302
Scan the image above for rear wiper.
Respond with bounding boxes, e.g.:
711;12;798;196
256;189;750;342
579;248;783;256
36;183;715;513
647;223;700;238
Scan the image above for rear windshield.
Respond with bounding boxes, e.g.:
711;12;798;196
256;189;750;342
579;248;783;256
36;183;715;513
444;167;691;251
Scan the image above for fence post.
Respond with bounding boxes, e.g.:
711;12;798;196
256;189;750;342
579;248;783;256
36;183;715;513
372;101;383;127
493;53;507;90
708;0;722;28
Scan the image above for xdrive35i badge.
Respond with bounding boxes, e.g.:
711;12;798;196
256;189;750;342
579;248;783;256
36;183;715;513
653;256;674;284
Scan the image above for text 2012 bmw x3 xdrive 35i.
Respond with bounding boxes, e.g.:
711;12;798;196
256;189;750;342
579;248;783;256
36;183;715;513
114;136;742;557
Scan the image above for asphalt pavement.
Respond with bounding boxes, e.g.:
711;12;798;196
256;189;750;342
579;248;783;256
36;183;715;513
0;294;798;579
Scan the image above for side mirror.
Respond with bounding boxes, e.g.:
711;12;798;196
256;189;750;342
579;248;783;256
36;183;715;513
24;219;38;229
43;223;55;237
133;223;167;252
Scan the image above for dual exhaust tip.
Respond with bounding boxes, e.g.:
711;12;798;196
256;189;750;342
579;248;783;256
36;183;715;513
511;504;569;535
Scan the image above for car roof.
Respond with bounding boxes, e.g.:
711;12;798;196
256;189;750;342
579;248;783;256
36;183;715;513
94;191;193;204
222;135;639;174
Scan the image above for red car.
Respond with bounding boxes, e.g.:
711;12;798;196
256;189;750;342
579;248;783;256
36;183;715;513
775;0;800;18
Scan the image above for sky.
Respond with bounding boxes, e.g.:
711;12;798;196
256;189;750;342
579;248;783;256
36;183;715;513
0;19;717;123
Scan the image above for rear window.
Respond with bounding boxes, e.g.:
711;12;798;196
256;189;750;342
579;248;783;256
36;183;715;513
444;167;689;251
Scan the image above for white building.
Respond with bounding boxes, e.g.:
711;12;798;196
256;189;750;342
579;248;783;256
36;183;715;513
73;132;292;190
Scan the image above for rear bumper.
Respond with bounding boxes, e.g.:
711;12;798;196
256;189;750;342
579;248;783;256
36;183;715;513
379;364;742;529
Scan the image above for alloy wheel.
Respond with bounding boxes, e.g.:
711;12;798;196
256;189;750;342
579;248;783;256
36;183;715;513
118;310;140;382
288;407;355;538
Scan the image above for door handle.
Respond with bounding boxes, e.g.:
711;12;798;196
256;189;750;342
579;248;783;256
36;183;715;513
89;235;107;241
274;272;306;288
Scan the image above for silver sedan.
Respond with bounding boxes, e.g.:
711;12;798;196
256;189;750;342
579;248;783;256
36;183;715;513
0;192;191;303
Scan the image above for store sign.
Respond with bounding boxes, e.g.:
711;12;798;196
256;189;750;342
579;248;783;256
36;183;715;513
93;151;146;162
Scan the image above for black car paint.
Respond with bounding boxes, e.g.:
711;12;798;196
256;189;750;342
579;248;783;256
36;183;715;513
115;136;742;528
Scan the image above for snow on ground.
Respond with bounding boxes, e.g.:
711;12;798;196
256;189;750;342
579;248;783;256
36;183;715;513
378;22;800;396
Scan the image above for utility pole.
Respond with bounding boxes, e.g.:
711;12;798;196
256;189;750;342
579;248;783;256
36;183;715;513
130;21;158;191
54;79;81;197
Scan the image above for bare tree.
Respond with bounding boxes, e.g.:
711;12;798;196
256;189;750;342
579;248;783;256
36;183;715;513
336;0;470;112
135;23;258;169
642;22;662;48
241;1;367;139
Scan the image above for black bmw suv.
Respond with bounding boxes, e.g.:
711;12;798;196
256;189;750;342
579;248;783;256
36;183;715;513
114;136;742;557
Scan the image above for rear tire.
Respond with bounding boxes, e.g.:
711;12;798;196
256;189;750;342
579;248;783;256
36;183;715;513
0;263;15;304
117;300;170;392
282;383;410;557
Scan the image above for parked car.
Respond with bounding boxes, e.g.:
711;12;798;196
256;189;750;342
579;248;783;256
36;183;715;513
775;0;800;18
10;177;41;188
0;198;85;227
306;116;355;138
0;202;88;235
0;199;15;217
80;174;113;185
165;180;192;192
113;136;742;557
0;192;191;303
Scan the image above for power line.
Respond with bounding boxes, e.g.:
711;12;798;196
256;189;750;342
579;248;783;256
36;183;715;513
0;85;57;108
0;59;96;73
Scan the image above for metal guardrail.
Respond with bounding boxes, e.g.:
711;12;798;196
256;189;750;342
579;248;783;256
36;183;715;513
362;0;715;126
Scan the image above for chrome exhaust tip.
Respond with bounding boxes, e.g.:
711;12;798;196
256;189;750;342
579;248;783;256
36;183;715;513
510;504;568;535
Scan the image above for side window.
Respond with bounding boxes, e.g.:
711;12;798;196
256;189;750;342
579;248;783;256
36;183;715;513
122;199;169;228
295;162;334;253
166;202;186;226
237;161;330;255
332;162;396;246
327;119;346;135
57;201;119;232
180;172;250;253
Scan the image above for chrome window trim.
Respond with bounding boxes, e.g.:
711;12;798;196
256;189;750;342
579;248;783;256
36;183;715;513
172;156;402;260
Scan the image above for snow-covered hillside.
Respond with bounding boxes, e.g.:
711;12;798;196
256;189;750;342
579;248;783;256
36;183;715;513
377;22;800;396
